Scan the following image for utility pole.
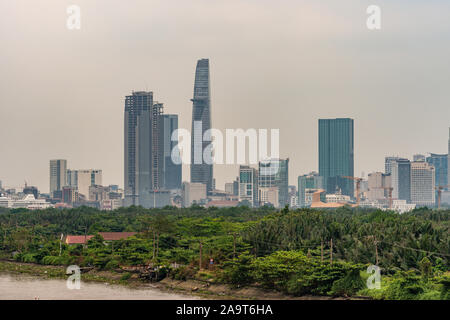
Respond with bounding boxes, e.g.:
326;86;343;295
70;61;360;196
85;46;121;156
199;240;203;270
232;233;237;258
59;233;63;256
152;229;156;260
330;238;333;266
374;236;379;265
321;239;324;264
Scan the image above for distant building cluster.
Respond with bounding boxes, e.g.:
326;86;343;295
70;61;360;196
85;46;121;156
1;60;449;213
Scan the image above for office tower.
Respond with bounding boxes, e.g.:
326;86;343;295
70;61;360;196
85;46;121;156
413;154;426;162
67;169;102;198
298;172;324;207
238;165;259;207
162;114;182;190
124;91;165;207
190;58;213;192
391;158;411;203
258;158;289;207
367;172;391;201
182;182;207;207
426;153;448;189
411;161;435;207
318;118;354;197
49;159;67;197
385;156;401;175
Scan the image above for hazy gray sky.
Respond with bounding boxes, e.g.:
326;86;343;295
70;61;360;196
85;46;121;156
1;0;449;193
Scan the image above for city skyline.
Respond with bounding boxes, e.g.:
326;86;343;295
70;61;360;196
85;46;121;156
1;1;450;192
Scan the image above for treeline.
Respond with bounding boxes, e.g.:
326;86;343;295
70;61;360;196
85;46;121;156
242;206;450;272
0;205;448;299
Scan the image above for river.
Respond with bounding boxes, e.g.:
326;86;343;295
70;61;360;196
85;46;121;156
0;273;196;300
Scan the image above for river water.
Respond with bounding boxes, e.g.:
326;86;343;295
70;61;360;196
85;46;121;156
0;273;196;300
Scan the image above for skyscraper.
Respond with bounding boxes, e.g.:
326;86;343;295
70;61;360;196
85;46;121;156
190;58;213;192
162;114;182;190
258;158;289;207
385;156;401;175
318;118;354;197
49;159;67;197
238;165;259;207
411;161;435;207
426;153;448;189
391;158;411;203
124;91;165;207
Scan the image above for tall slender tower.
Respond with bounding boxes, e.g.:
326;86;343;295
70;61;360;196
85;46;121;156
124;91;164;207
190;59;213;192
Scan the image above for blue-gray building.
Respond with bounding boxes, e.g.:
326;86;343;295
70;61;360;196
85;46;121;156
318;118;354;197
162;114;182;190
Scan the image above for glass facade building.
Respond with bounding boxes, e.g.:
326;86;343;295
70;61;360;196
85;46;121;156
318;118;354;197
258;158;289;207
190;58;213;192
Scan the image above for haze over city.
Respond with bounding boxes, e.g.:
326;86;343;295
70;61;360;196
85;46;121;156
1;0;450;192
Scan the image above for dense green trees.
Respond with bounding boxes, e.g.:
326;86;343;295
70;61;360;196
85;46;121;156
0;206;448;299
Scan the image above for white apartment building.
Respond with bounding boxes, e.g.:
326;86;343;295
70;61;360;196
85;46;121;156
410;161;435;207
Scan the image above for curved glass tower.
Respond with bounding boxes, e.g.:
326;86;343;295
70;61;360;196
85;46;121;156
190;58;213;192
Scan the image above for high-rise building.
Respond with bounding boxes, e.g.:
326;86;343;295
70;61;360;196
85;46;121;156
318;118;354;197
385;156;401;175
367;172;391;201
258;158;289;207
190;59;213;192
162;114;182;190
411;161;435;207
124;91;165;207
426;153;448;189
298;172;324;207
67;169;102;198
49;159;67;198
391;158;411;203
239;165;259;207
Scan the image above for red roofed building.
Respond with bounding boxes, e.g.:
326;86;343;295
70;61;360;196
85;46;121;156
65;235;94;245
65;232;137;245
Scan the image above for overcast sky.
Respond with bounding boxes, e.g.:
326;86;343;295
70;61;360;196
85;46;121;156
1;0;449;193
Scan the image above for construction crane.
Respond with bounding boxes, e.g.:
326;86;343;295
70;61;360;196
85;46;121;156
343;176;363;206
435;185;450;209
370;186;394;210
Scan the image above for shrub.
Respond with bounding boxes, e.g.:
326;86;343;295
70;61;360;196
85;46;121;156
120;272;132;281
330;268;365;296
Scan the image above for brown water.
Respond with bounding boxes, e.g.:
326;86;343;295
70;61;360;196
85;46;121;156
0;273;196;300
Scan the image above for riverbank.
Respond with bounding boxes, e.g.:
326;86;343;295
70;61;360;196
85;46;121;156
0;260;346;300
